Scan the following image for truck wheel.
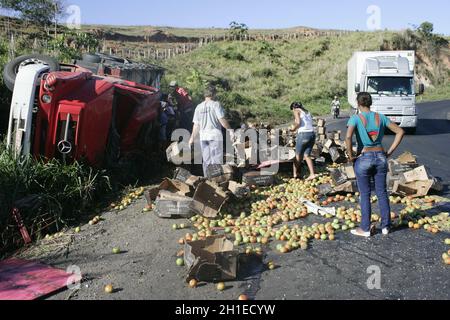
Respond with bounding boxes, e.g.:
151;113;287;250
3;54;60;91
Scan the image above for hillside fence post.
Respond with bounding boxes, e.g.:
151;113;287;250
9;34;15;60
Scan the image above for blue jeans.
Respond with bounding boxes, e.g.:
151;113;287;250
354;152;391;232
296;132;316;157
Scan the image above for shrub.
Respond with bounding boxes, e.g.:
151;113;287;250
312;38;331;57
0;144;111;257
220;47;246;61
218;91;252;109
252;67;276;78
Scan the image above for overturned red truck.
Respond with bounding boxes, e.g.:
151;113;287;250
3;53;165;167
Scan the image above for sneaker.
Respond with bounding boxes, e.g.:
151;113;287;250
351;228;371;238
382;228;390;235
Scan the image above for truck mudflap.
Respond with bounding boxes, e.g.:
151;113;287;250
7;64;50;157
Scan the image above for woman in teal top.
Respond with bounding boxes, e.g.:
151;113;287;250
347;109;391;155
345;92;405;238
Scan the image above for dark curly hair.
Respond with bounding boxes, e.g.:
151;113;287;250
290;102;309;113
357;92;372;108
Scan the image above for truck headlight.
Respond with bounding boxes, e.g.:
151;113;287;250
41;94;52;104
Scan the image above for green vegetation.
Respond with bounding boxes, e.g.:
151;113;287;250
421;82;450;102
79;24;328;39
0;143;111;257
0;0;65;28
47;31;100;62
164;28;449;124
229;21;249;38
163;32;388;123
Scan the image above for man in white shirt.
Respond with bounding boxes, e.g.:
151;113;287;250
189;86;233;176
331;96;341;119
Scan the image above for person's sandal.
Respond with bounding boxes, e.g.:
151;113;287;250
351;225;376;238
351;228;371;238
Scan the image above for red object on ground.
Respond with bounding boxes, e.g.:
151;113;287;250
11;208;32;245
0;259;81;300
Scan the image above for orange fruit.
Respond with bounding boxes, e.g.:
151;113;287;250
238;294;249;300
189;279;198;288
104;284;114;294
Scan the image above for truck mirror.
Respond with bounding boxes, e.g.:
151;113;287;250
418;84;425;95
355;83;361;93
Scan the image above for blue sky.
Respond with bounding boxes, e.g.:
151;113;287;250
66;0;450;34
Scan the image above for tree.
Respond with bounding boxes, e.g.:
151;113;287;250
229;21;249;38
0;0;65;28
48;31;100;62
418;22;434;38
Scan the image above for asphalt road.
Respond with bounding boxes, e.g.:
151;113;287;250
16;100;450;301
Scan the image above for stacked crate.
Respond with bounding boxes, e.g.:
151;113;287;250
316;119;327;143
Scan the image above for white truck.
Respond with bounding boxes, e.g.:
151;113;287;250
348;51;424;134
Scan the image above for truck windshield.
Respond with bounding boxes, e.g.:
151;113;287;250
367;77;413;95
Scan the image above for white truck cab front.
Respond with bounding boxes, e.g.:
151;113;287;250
348;51;422;133
7;64;49;157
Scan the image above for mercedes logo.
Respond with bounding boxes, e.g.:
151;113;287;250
57;140;73;155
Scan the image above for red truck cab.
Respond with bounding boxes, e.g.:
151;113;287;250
5;54;163;167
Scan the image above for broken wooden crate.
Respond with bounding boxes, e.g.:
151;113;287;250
387;151;440;197
243;171;276;187
145;178;193;205
154;190;195;219
173;167;205;188
184;236;239;282
190;181;229;218
206;164;237;185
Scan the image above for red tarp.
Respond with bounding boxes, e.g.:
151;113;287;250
0;258;81;300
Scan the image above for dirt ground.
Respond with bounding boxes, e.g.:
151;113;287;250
13;181;450;301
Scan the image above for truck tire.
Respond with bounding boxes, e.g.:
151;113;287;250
3;54;60;91
82;53;102;64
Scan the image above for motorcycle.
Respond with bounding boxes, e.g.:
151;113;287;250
332;106;340;119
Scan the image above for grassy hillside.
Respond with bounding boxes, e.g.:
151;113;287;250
80;24;334;38
163;31;450;125
162;32;386;123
